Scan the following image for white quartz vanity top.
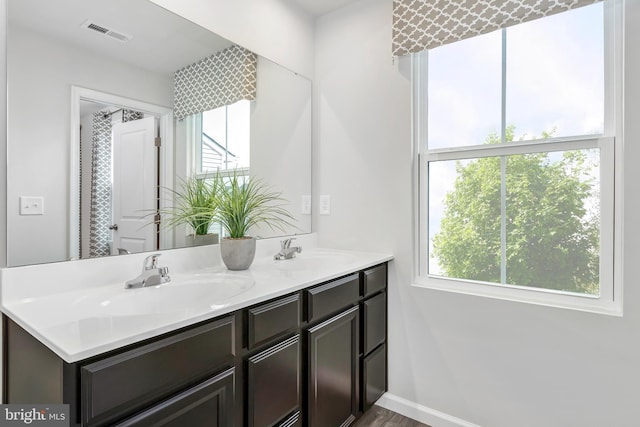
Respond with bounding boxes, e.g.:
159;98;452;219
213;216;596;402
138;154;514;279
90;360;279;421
1;246;392;363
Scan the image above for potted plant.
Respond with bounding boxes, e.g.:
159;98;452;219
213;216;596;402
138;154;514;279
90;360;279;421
214;170;295;270
163;174;220;246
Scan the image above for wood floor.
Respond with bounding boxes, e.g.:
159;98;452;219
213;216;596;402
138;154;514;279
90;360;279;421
353;406;431;427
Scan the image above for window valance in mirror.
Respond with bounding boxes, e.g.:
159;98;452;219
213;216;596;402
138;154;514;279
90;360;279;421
392;0;602;56
174;45;257;120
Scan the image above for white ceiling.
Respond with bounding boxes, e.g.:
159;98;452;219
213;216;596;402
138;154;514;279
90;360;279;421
9;0;233;76
9;0;363;79
289;0;362;17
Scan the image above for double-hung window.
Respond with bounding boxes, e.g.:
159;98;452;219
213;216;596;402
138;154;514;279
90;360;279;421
194;99;251;175
415;1;622;314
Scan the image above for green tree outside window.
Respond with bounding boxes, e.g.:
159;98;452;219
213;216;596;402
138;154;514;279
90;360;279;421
432;126;600;295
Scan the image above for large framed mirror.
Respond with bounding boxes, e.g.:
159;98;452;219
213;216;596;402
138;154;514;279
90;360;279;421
6;0;312;267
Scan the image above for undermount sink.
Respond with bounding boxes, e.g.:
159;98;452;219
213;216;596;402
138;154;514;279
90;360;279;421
95;273;255;316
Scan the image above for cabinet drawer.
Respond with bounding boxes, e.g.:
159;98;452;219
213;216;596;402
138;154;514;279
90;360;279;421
362;292;386;355
305;274;359;323
247;335;300;427
361;264;387;297
362;343;386;411
81;316;235;426
114;368;235;427
247;294;300;350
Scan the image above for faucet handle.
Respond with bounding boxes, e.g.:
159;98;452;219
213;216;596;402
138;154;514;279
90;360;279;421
281;238;295;249
143;254;162;270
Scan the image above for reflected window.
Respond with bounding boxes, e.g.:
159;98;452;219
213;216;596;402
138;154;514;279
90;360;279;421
196;100;251;173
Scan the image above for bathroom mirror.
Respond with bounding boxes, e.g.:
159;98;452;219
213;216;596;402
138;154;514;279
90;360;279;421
6;0;312;267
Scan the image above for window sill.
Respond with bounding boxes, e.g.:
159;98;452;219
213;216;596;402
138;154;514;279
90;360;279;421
412;276;622;317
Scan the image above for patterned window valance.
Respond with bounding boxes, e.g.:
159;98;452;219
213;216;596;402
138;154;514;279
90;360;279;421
174;45;257;120
392;0;602;56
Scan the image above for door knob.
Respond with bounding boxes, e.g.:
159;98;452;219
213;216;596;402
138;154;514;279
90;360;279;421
109;224;119;230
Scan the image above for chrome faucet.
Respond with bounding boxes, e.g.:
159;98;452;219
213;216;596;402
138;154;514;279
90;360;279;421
125;254;170;289
274;238;302;260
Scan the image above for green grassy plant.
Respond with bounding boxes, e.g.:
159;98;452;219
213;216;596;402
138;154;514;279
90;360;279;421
214;170;296;239
163;174;220;235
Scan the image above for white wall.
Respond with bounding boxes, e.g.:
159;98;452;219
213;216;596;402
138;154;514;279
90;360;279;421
7;24;172;266
315;1;640;427
149;0;315;79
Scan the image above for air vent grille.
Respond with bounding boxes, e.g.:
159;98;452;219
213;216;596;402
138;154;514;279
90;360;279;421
87;23;109;34
80;19;133;43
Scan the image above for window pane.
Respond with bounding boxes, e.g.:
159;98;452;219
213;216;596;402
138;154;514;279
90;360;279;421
505;149;600;295
429;149;600;295
225;100;250;169
506;4;604;140
428;31;502;149
201;100;251;172
201;106;227;172
429;158;501;282
202;107;227;148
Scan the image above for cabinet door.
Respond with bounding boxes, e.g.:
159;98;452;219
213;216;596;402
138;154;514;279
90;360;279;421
114;368;234;427
307;306;359;427
247;335;300;427
278;411;301;427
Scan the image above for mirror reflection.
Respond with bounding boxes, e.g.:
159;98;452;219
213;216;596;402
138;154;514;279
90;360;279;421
7;0;312;267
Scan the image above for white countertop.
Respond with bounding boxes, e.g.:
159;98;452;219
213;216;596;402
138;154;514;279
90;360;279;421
1;239;392;363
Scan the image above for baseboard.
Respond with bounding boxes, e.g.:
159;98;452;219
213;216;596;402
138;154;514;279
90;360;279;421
375;393;481;427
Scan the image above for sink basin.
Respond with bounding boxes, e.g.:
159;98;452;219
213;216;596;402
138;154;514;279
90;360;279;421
94;273;255;316
33;273;254;352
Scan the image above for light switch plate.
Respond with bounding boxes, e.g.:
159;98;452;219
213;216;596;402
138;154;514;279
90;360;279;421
319;195;331;215
20;196;44;215
301;195;312;215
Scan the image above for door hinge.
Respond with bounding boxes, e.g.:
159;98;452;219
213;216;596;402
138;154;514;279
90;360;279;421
155;137;161;147
154;213;161;224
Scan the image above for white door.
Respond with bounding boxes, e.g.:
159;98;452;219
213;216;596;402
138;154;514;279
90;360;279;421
111;116;157;254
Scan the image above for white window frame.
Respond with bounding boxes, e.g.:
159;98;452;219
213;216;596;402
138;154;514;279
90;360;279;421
412;0;624;316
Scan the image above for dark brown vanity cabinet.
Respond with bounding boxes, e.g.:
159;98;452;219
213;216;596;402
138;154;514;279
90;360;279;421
4;262;388;427
246;336;301;427
303;263;388;427
362;344;386;410
81;317;236;426
4;313;238;427
244;294;301;427
306;306;360;427
359;264;388;412
114;368;235;427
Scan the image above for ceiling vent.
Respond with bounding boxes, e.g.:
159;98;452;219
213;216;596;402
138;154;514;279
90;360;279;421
80;19;133;43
